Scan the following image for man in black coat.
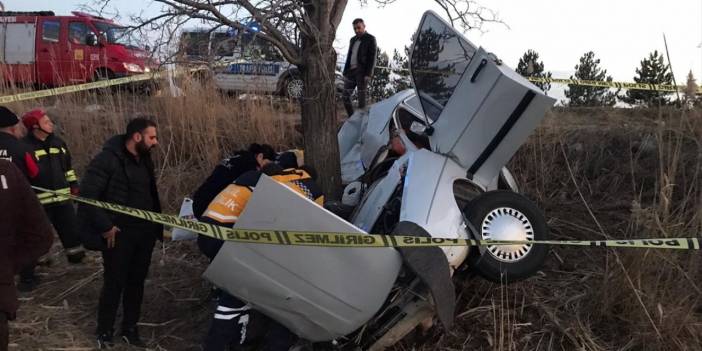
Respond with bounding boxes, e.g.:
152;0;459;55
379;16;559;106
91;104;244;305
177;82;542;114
77;117;162;349
0;106;38;180
342;18;377;117
0;160;54;351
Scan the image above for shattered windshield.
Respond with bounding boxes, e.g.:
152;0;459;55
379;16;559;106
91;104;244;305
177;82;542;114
94;22;140;49
410;13;476;123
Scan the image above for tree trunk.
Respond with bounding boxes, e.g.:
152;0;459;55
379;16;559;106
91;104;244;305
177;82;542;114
299;34;342;200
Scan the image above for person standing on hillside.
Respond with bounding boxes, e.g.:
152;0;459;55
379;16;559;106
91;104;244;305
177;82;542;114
77;117;162;349
20;109;85;290
342;18;377;117
0;160;54;351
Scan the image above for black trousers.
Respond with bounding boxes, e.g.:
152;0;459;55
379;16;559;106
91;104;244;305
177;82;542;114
204;292;296;351
97;231;155;334
47;203;83;251
20;202;83;281
342;69;369;117
0;312;8;351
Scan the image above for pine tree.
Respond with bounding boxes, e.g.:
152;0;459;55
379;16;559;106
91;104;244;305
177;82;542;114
369;50;391;101
564;51;617;106
683;70;700;108
389;47;412;94
620;50;674;107
516;49;552;94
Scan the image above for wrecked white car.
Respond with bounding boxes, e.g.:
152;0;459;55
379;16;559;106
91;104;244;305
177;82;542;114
204;10;556;350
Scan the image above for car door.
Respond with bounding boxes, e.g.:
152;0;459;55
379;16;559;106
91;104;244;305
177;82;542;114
410;11;556;187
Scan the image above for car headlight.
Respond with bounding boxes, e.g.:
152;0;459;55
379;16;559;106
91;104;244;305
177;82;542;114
144;67;151;73
123;63;144;73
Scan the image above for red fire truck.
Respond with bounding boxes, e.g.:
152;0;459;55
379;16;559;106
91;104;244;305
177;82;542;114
0;11;155;87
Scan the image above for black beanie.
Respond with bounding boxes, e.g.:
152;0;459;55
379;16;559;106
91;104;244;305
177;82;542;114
0;106;19;128
276;151;298;169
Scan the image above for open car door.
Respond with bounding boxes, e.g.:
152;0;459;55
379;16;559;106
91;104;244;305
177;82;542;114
410;11;556;187
203;176;403;342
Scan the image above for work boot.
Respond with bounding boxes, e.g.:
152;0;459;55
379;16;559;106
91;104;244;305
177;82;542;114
121;327;146;347
96;330;115;349
67;250;86;264
16;275;40;293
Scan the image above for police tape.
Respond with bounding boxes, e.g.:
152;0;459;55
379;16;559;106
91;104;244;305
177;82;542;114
0;72;165;104
375;66;701;93
31;186;700;250
526;77;688;93
2;64;698;105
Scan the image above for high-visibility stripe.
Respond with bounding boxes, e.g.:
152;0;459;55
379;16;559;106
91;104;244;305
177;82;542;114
214;313;240;320
203;210;239;223
35;147;65;158
40;195;70;205
37;187;71;204
65;170;78;182
217;305;250;313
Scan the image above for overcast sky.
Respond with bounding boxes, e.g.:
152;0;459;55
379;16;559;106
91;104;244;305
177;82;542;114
4;0;701;84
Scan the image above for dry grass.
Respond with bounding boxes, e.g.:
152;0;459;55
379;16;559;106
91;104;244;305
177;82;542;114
406;107;702;351
3;81;702;350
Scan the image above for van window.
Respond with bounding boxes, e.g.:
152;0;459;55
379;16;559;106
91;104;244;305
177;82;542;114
181;31;210;56
211;32;235;57
69;22;88;45
42;20;60;42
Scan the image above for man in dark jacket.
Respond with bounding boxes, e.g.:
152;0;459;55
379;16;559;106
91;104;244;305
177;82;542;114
0;106;38;180
342;18;377;117
191;143;276;220
77;117;162;349
0;160;54;351
20;109;84;285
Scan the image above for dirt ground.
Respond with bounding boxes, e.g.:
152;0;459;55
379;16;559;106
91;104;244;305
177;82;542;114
9;241;213;351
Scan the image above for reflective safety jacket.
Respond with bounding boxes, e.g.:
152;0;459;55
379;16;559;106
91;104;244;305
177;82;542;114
23;133;78;206
203;168;324;226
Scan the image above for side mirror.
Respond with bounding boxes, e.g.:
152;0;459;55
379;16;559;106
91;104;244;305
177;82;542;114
145;45;151;52
86;33;98;46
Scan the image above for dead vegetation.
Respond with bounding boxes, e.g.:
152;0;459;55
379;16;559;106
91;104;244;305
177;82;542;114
3;81;701;350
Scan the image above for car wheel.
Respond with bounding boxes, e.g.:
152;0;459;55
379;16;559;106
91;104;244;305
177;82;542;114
463;190;548;283
285;76;304;98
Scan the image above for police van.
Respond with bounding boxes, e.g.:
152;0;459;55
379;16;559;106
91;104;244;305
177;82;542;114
180;26;343;98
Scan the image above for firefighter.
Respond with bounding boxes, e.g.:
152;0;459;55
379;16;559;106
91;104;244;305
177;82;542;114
22;109;85;266
199;161;324;351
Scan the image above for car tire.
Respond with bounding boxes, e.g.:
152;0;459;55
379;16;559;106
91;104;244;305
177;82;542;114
284;76;304;99
463;190;548;283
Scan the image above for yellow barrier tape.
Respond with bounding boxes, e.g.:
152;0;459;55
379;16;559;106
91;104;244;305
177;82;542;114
1;63;697;105
375;66;701;93
32;186;700;250
0;72;163;104
525;77;693;93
